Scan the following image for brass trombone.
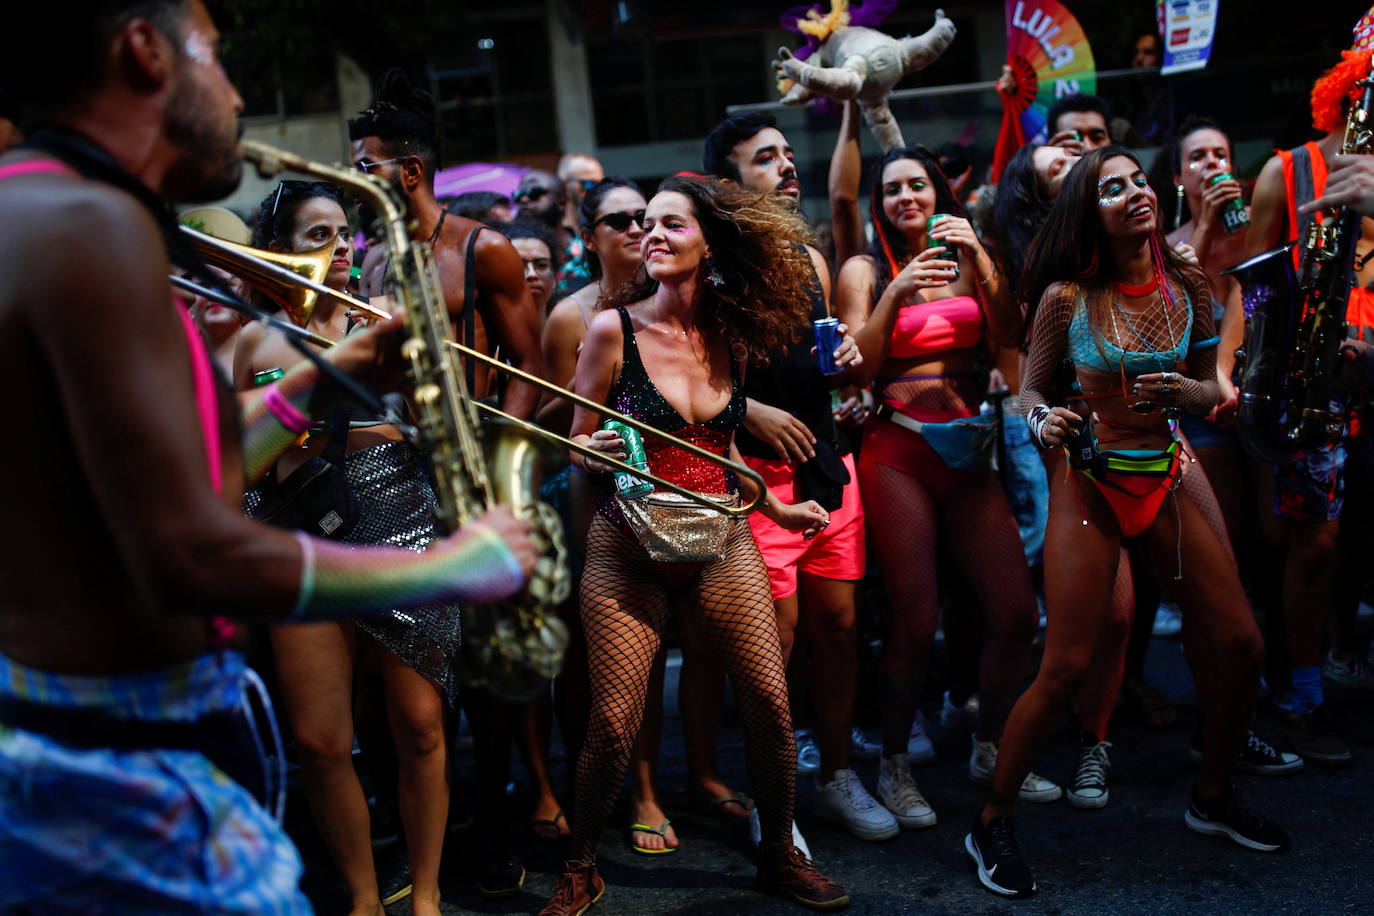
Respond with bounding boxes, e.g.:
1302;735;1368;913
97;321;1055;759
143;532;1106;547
186;219;764;514
181;225;389;326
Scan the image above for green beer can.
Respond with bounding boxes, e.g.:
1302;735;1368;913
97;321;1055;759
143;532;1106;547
1208;173;1251;234
602;419;653;497
927;214;959;280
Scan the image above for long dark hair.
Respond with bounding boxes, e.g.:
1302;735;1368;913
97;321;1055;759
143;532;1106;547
579;176;644;281
988;143;1057;296
600;174;814;365
1020;146;1211;349
1148;115;1227;232
865;146;965;301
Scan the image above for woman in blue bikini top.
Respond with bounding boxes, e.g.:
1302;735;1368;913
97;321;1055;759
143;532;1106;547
973;147;1283;890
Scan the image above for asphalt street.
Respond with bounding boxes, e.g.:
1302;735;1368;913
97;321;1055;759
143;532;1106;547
292;622;1374;916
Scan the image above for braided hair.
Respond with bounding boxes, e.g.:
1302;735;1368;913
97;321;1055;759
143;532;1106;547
347;69;443;181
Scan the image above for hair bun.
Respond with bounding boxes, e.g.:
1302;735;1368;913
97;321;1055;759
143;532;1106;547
376;68;437;127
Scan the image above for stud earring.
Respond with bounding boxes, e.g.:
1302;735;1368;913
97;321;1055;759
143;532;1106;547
704;255;725;288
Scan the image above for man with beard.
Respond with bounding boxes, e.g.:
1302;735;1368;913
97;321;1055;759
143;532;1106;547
351;70;544;418
0;2;536;911
699;112;892;843
517;167;586;296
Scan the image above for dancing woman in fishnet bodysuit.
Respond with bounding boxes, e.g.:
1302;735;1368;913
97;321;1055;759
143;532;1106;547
539;175;849;915
965;147;1290;900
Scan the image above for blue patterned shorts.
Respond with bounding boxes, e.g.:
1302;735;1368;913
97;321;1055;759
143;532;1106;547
0;650;310;913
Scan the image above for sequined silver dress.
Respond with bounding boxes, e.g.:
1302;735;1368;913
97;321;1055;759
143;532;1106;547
247;440;461;701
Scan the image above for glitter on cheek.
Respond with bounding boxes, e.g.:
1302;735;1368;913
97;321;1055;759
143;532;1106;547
1098;192;1125;208
184;31;213;66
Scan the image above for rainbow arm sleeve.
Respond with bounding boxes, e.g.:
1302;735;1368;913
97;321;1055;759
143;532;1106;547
287;523;524;621
240;361;318;484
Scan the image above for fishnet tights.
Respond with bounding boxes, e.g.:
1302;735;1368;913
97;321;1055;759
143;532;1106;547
860;460;1038;751
567;514;795;861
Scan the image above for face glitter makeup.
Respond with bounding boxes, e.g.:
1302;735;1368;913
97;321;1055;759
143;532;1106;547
184;31;213;66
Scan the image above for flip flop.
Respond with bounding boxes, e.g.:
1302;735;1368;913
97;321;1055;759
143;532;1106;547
531;809;569;841
628;819;678;856
691;790;754;823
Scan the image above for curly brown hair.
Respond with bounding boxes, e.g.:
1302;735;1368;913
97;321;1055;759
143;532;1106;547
600;174;816;364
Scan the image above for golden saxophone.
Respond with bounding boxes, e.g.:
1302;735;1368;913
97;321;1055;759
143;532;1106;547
240;139;571;702
1225;59;1374;464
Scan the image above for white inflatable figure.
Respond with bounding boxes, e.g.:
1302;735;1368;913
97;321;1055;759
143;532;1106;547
774;3;957;152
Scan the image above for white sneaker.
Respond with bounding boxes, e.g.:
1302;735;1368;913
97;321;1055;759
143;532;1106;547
814;769;899;841
1066;740;1111;809
876;753;937;828
940;691;979;732
796;729;820;777
748;808;812;859
968;737;1063;803
849;726;882;761
907;711;935;764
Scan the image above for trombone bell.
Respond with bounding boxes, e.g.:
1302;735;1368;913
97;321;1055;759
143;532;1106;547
186;229;336;327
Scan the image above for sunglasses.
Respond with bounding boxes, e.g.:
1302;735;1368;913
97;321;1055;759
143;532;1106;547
577;178;600;191
515;186;551;204
357;157;405;174
592;210;646;232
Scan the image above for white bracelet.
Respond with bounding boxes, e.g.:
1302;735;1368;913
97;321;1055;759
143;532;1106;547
1027;405;1052;449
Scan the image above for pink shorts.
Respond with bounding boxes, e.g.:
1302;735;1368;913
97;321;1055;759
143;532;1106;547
744;452;866;600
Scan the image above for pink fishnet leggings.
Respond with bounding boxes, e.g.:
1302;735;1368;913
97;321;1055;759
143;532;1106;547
566;514;796;861
859;460;1038;752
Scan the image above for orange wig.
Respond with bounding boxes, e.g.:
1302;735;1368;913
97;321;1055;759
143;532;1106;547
1311;48;1374;133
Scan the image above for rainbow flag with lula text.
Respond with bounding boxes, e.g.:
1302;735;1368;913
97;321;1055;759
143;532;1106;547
991;0;1097;181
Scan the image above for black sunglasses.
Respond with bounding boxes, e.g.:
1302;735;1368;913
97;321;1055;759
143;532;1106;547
515;186;550;204
592;209;646;232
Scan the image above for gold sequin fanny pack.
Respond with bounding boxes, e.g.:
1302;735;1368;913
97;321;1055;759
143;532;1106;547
616;491;740;563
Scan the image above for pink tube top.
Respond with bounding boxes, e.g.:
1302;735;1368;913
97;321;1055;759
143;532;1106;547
889;295;983;358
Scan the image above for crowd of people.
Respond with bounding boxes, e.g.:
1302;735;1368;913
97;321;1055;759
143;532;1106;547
3;1;1374;914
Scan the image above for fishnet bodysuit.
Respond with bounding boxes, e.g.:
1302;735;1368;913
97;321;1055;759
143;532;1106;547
566;311;796;860
1023;281;1231;739
1024;280;1219;428
570;515;795;859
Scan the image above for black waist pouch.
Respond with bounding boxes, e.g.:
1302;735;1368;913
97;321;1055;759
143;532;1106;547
250;408;358;539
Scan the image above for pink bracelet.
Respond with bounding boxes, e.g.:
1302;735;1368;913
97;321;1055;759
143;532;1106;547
263;383;311;434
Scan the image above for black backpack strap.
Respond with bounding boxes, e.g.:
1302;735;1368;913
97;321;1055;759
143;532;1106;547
321;407;351;466
462;226;484;393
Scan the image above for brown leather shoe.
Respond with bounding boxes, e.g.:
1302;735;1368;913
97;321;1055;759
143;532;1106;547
538;859;606;916
756;841;850;910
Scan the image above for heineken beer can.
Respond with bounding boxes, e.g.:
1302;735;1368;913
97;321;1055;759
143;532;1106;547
927;214;960;279
602;419;653;497
1209;173;1251;234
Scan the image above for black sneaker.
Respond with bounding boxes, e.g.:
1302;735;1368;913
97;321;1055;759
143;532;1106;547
1184;785;1290;853
1188;729;1304;776
965;815;1036;898
475;846;526;900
